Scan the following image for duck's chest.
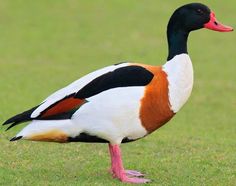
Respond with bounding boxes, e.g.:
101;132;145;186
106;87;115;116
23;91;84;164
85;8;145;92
139;54;193;133
163;54;194;113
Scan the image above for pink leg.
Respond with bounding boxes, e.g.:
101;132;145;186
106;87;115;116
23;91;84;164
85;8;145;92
108;144;116;177
108;144;150;183
109;145;144;177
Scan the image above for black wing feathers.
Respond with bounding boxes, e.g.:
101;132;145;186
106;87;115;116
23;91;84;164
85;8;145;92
75;66;154;99
3;105;39;131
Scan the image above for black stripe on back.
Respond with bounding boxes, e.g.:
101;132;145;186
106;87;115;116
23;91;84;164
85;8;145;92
75;65;154;99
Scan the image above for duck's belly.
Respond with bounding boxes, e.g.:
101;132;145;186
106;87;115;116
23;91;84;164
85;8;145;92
71;87;148;144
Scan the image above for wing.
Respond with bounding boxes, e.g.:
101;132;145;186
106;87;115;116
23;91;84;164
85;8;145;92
31;63;130;118
3;63;154;130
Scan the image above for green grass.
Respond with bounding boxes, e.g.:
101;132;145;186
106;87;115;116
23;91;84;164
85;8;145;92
0;0;235;185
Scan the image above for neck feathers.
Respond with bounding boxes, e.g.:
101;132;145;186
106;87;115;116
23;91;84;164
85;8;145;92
167;30;189;60
166;12;190;61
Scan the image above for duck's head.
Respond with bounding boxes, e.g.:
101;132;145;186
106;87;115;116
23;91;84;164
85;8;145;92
167;3;233;60
168;3;233;33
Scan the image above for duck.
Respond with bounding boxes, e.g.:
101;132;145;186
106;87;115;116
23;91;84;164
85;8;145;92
3;3;233;184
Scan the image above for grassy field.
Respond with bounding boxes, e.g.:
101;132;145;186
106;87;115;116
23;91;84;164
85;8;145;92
0;0;235;185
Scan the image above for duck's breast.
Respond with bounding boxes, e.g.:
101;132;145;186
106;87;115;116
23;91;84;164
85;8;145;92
162;54;194;113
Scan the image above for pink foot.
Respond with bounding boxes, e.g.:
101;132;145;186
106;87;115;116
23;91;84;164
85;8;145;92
125;170;145;177
109;169;145;178
108;144;151;184
121;176;151;184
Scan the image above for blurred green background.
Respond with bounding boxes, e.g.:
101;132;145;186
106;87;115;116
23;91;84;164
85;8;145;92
0;0;235;185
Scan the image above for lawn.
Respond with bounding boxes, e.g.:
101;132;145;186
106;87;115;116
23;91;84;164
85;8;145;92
0;0;235;185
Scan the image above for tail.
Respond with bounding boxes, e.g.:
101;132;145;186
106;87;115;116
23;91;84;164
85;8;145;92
11;120;74;143
3;105;39;131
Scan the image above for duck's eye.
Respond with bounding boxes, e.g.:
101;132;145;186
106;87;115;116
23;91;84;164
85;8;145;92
196;9;204;15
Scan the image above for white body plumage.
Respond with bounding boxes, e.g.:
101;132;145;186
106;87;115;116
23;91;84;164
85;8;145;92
15;54;193;144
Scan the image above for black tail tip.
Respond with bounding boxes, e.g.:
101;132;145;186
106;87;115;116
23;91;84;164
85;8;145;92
5;123;17;131
10;136;23;142
2;120;11;125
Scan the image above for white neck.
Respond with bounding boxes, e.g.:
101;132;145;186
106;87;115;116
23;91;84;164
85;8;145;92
162;54;194;113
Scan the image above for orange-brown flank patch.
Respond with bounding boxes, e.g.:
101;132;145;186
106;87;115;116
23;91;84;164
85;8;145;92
42;97;85;118
138;64;175;133
28;130;68;143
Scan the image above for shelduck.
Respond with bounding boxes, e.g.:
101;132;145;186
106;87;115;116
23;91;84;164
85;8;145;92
3;3;233;184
